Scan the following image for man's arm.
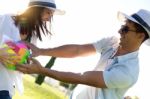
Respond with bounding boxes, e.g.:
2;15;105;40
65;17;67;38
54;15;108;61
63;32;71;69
40;44;96;58
16;58;107;88
26;42;96;58
41;68;107;88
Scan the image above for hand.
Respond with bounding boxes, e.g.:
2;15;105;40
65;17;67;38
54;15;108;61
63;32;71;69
0;48;20;66
23;41;40;57
16;58;43;74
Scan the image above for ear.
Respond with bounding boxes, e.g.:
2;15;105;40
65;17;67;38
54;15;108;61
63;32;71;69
137;32;145;41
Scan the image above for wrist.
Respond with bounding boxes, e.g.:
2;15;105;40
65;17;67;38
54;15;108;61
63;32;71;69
39;67;47;75
39;48;50;56
39;48;44;55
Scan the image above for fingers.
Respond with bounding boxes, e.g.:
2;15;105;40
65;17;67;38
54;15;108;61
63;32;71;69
29;58;41;64
0;56;19;66
29;51;35;57
23;41;35;49
1;47;11;51
15;58;42;74
22;42;38;57
16;64;30;74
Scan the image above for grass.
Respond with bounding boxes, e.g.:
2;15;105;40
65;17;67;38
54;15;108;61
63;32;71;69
13;75;68;99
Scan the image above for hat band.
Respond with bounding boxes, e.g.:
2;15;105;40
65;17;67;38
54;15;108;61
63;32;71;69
132;14;150;32
29;1;56;9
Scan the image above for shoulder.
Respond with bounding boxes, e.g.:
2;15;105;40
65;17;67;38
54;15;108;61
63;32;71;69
0;14;14;24
0;14;14;34
103;62;139;88
94;36;119;46
92;36;119;53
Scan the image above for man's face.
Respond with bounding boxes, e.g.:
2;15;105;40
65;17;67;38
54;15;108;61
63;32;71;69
118;20;142;48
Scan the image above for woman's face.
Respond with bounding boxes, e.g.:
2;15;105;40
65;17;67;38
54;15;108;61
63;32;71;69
41;8;54;21
20;34;28;40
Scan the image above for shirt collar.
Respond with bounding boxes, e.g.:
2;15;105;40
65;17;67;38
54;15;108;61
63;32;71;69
115;50;139;63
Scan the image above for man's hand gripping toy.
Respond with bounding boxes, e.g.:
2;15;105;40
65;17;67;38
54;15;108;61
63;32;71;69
2;41;30;70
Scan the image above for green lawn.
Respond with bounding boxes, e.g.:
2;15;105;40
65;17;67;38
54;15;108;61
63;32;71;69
13;75;68;99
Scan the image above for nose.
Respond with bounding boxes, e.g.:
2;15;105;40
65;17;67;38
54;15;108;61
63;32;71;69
118;28;122;34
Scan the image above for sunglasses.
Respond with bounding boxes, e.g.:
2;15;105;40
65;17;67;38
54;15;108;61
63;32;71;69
120;25;137;34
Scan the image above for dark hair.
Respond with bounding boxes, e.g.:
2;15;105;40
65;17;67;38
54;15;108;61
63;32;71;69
127;19;149;42
15;6;53;41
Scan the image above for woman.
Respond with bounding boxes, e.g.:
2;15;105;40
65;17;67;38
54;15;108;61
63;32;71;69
0;0;64;98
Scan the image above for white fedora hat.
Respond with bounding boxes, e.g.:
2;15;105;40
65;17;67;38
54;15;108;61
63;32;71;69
118;9;150;46
28;0;65;15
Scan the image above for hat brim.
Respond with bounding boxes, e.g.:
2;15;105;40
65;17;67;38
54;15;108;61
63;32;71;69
47;7;65;15
117;11;150;46
27;5;65;15
117;11;140;25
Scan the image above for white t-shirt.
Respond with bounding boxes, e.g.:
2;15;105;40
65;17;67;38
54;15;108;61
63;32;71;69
0;14;23;96
71;36;139;99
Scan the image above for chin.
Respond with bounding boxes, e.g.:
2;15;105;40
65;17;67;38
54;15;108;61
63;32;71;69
44;18;50;21
119;42;123;46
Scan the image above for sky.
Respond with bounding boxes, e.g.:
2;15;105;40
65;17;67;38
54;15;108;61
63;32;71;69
0;0;150;98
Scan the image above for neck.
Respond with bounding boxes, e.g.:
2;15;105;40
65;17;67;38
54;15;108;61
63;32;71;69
116;45;139;56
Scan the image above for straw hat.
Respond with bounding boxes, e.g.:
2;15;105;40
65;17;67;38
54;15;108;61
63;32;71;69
28;0;65;15
118;9;150;45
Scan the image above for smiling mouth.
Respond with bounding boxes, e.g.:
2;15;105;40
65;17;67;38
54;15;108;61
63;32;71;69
120;36;125;42
120;33;125;38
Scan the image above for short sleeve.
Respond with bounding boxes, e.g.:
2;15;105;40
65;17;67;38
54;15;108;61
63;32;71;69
103;65;133;88
0;14;20;45
93;36;119;53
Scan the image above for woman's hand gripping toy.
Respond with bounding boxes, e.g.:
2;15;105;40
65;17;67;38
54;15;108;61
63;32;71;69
1;41;30;70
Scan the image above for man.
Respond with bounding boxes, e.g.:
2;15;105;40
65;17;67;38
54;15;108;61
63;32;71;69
16;9;150;99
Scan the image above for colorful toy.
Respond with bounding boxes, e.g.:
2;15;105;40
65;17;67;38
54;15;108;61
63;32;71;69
2;41;30;70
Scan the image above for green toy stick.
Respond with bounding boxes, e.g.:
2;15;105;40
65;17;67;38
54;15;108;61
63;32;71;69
35;57;56;85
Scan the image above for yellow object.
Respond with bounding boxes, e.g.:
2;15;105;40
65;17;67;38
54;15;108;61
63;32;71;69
2;42;30;70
